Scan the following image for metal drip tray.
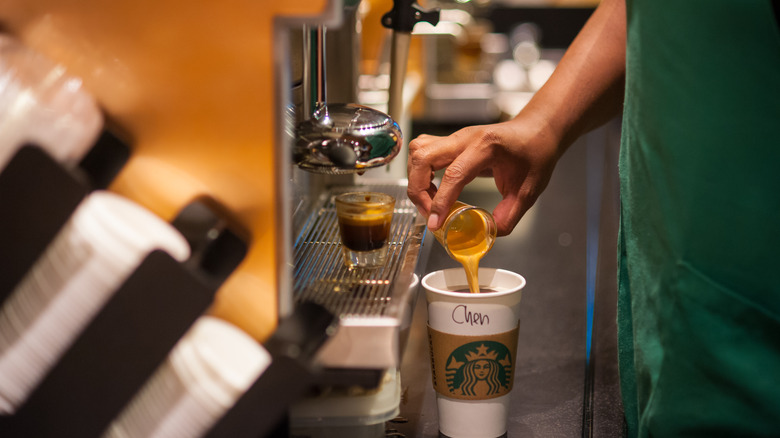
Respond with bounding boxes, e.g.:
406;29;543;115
293;184;426;369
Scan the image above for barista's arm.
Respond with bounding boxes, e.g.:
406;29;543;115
521;0;627;151
407;0;626;236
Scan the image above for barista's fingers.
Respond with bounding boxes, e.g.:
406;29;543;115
418;179;438;217
408;133;442;149
406;158;434;217
492;168;547;236
492;195;525;237
407;134;451;216
428;149;487;230
407;179;438;219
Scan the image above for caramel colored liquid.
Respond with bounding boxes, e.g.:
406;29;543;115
447;213;490;294
433;203;493;294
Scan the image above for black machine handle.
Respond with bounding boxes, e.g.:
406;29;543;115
382;0;441;33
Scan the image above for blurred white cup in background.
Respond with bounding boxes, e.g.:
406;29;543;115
0;191;190;413
0;34;102;171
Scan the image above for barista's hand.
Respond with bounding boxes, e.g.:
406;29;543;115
407;0;626;237
407;115;562;237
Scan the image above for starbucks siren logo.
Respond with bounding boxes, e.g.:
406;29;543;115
445;341;512;398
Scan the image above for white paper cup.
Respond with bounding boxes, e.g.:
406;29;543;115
422;268;526;438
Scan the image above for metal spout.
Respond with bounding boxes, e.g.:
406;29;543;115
293;25;402;174
293;102;402;174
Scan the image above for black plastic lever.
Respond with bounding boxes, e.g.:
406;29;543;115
381;0;440;33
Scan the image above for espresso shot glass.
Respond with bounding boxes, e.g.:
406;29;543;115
334;192;395;268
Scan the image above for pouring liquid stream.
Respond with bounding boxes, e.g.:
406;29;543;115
433;202;495;294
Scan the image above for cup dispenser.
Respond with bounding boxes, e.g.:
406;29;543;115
0;0;342;435
0;142;336;438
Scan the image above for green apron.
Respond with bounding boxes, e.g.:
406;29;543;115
618;1;780;436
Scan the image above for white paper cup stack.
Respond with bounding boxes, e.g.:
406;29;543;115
103;316;272;438
0;34;102;171
0;191;191;413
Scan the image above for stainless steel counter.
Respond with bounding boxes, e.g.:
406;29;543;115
392;120;625;437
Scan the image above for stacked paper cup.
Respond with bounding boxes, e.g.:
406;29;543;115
103;316;271;438
0;34;103;171
0;191;191;413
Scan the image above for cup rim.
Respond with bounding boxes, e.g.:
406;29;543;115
422;268;526;298
334;191;396;208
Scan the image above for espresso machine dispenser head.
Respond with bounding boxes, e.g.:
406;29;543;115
293;21;402;174
294;102;401;173
291;0;439;174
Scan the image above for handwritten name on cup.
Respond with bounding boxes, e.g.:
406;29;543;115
451;304;491;326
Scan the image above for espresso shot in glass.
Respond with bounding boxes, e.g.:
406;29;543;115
334;192;395;268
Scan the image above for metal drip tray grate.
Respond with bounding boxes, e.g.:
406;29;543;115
293;184;426;368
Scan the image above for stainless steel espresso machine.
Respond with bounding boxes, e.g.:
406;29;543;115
285;2;440;435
